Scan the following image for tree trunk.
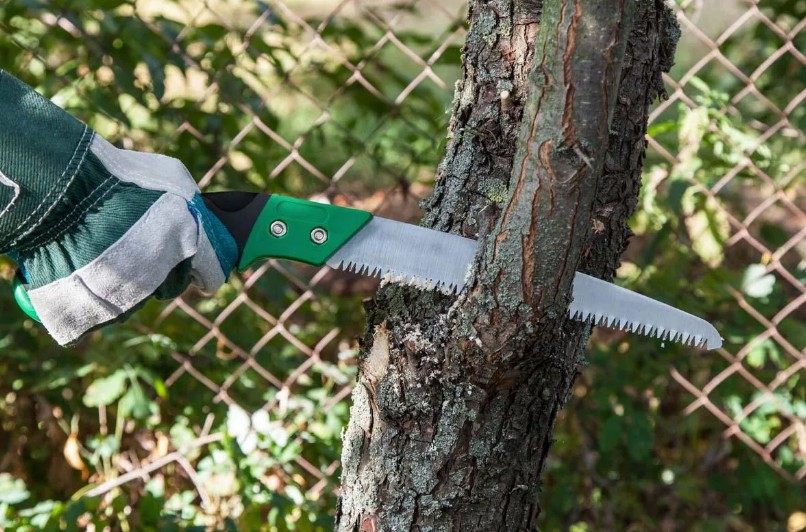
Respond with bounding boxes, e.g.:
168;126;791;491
336;0;680;529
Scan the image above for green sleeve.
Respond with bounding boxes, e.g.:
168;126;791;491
0;69;91;253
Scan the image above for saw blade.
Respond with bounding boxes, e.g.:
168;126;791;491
569;272;723;349
325;218;721;350
326;217;477;294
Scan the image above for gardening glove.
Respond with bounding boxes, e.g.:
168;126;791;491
0;69;238;346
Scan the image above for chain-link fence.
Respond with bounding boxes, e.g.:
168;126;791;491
0;0;803;527
657;1;805;482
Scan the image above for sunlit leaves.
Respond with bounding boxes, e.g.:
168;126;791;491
0;474;30;505
742;264;777;299
684;196;730;267
83;370;128;408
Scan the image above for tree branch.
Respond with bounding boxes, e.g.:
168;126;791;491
84;433;222;504
467;0;636;350
335;0;682;528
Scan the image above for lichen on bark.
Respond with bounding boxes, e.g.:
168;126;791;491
336;1;680;530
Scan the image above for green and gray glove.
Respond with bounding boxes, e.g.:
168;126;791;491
0;70;237;345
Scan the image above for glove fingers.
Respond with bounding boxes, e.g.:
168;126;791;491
26;194;199;345
91;136;198;200
190;228;227;294
154;258;193;300
2;71;238;346
94;143;237;294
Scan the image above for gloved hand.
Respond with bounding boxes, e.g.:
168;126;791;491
0;70;237;345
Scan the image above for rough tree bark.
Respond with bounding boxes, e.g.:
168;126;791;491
336;0;680;529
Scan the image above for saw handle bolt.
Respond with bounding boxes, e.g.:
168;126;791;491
310;227;328;244
270;220;287;237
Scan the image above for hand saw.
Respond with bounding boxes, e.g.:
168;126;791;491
201;192;722;350
12;191;722;350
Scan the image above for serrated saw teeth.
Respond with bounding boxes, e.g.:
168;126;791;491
324;217;474;296
572;273;722;349
566;306;714;349
325;218;720;349
330;259;461;295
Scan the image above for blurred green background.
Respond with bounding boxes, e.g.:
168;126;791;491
0;0;804;530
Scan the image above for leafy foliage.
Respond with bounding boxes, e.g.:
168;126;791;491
541;1;806;527
0;0;803;530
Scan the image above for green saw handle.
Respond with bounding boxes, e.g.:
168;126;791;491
13;273;40;322
203;192;372;270
12;192;372;322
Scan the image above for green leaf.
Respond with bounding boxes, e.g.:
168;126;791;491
153;378;168;399
740;414;775;444
679;106;709;148
724;395;743;417
139;492;164;525
277;441;302;464
144;55;166;100
83;370;128;407
119;380;151;419
18;500;60;528
684;197;729;267
667;178;690;215
88;435;120;460
746;338;781;369
226;404;251;439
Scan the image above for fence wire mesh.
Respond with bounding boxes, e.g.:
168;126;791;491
0;0;803;522
657;1;806;482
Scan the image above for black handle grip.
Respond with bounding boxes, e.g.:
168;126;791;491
202;192;271;258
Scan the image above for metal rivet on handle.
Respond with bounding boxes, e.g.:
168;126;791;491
310;227;328;244
270;220;287;237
